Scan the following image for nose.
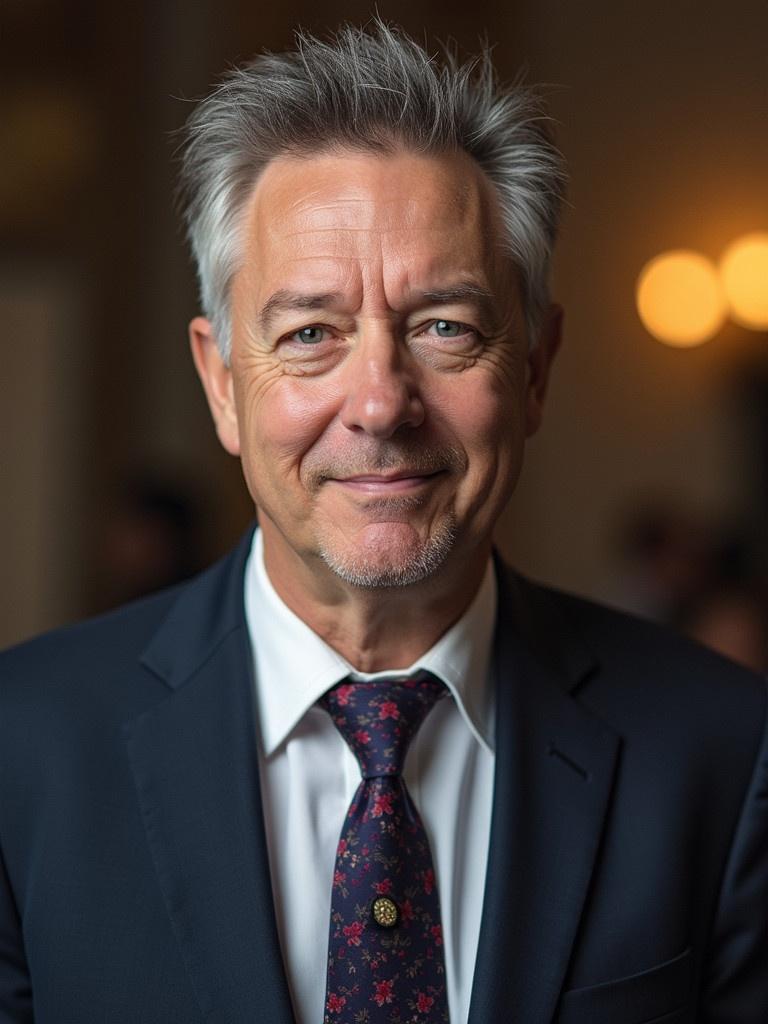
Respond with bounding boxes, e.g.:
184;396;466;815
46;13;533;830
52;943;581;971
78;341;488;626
339;329;425;438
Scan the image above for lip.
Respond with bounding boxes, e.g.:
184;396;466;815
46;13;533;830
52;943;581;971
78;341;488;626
331;470;442;493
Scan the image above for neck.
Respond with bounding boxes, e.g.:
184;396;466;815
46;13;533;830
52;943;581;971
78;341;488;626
260;525;491;673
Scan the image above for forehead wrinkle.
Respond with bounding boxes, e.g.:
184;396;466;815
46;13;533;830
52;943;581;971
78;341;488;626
275;225;467;246
381;243;489;295
277;195;383;235
277;227;399;241
274;185;475;237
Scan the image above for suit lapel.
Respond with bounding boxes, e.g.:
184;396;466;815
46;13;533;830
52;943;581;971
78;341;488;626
123;529;295;1024
468;567;621;1024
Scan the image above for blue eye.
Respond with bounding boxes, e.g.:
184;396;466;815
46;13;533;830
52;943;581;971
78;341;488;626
292;326;327;344
431;320;466;338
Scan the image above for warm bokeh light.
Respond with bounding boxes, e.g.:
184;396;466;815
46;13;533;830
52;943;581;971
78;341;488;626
719;232;768;330
636;250;727;347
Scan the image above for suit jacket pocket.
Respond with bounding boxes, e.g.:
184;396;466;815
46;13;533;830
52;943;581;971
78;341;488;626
555;947;692;1024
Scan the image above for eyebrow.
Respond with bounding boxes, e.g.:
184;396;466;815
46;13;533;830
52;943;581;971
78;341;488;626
416;284;497;323
259;290;344;333
257;282;499;334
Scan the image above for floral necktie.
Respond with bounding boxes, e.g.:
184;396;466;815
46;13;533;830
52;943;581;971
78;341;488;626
319;672;451;1023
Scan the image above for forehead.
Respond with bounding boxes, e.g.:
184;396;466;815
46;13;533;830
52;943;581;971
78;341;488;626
234;148;508;299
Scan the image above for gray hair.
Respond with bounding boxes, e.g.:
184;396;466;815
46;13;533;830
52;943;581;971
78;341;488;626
179;20;567;362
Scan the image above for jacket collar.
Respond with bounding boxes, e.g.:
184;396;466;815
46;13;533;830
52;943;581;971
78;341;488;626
494;555;600;692
139;525;255;690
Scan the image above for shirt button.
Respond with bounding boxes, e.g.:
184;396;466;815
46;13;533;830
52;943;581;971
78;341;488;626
372;896;399;928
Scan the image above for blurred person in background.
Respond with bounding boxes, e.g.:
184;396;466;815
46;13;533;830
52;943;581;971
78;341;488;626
679;533;768;673
1;21;766;1024
614;500;768;672
92;475;207;611
610;500;714;622
685;582;768;671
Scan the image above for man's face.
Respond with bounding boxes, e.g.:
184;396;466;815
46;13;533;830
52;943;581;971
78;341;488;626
192;149;559;590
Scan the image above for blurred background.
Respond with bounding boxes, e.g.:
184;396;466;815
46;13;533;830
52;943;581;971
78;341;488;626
2;0;767;669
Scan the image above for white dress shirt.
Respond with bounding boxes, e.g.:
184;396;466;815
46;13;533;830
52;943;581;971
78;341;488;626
244;528;496;1024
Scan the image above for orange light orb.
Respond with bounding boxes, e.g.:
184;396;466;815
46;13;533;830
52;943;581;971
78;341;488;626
636;250;726;347
719;232;768;330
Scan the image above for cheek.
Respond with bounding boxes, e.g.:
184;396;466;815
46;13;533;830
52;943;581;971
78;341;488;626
450;340;528;454
237;373;341;481
438;376;527;525
447;379;525;464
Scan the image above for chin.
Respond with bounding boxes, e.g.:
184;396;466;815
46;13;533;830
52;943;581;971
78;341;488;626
317;516;457;589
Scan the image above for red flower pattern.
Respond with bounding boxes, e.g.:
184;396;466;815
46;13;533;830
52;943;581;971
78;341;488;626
379;700;400;720
326;993;346;1013
343;920;364;946
373;979;395;1006
417;992;435;1013
371;791;394;817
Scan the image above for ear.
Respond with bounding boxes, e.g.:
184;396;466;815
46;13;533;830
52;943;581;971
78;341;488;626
525;303;563;437
189;316;241;456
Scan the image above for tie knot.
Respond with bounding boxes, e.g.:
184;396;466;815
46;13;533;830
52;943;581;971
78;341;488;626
320;671;447;779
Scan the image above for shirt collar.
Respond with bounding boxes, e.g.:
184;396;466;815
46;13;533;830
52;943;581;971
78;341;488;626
244;528;497;758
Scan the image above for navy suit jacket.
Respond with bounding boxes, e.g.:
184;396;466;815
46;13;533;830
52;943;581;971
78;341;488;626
1;528;767;1023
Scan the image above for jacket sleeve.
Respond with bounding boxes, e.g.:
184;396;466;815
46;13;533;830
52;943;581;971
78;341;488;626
0;838;32;1024
700;679;768;1022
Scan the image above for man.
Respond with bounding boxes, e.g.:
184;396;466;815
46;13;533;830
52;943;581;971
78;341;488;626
1;22;766;1024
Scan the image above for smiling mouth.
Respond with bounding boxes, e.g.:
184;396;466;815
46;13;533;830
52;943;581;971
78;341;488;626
331;470;443;493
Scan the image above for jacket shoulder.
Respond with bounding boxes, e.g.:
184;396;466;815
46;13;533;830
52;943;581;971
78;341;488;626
0;585;183;702
0;529;253;699
553;581;762;686
498;562;766;725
